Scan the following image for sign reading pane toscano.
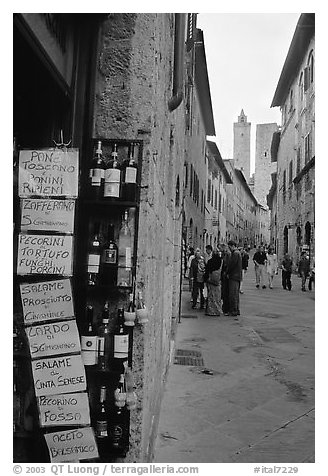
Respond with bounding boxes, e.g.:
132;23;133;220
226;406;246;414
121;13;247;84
18;149;79;198
17;234;73;275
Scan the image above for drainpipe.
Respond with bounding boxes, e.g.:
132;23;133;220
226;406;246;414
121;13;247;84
168;13;185;112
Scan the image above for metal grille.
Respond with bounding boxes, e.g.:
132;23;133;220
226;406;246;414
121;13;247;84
174;349;204;366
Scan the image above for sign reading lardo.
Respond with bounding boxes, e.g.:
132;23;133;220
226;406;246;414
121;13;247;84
18;149;79;198
31;354;86;396
26;319;81;359
20;279;74;325
44;426;98;462
17;234;73;275
37;392;90;428
20;198;75;233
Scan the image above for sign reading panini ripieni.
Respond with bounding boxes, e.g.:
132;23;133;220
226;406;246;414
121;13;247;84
18;149;79;198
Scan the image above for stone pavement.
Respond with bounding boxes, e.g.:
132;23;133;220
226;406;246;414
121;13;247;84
153;265;315;463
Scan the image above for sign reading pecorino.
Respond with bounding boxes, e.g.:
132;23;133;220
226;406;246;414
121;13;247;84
44;426;98;462
37;392;91;428
18;149;79;198
31;354;86;396
20;279;74;326
20;198;75;233
26;319;81;359
17;234;73;275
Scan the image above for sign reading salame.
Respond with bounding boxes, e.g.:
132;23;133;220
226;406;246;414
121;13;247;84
37;392;90;428
26;319;81;359
20;279;74;325
44;427;98;462
17;234;73;275
31;354;86;396
18;149;79;198
20;198;75;233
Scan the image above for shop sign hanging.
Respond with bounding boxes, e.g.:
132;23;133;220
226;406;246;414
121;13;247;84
20;278;74;326
20;198;75;233
26;319;81;359
44;426;98;462
31;354;86;396
37;392;91;428
17;233;73;276
18;149;79;198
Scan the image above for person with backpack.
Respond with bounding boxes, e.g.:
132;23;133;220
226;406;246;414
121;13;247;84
190;248;206;309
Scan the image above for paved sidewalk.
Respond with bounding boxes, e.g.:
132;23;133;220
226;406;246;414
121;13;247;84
153;267;315;463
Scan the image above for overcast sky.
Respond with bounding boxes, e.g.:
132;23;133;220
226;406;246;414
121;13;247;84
197;13;300;173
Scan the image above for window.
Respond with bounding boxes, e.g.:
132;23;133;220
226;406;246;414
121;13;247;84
207;178;211;203
184;162;188;189
289;160;293;200
296;147;301;175
289;89;294;112
190;164;193;196
282;170;286;204
299;72;304;106
214;190;218;210
305;133;311;163
308;50;314;84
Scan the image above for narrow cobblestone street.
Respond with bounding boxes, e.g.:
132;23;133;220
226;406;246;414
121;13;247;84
154;264;315;463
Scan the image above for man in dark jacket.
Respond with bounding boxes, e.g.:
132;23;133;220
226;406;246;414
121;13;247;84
281;253;293;291
298;251;310;291
227;240;242;318
220;243;231;315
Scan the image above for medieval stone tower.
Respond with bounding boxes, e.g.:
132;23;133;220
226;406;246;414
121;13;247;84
254;123;279;207
233;109;251;181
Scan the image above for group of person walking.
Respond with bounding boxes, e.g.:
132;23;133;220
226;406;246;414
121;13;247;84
185;242;315;320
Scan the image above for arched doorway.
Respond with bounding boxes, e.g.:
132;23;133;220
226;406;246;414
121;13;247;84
283;226;289;255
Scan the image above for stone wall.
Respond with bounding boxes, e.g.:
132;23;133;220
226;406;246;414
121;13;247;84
93;13;186;462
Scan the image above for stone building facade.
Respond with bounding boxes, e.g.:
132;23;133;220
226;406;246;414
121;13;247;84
270;13;315;266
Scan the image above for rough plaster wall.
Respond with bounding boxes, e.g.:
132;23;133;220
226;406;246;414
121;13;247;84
93;13;185;462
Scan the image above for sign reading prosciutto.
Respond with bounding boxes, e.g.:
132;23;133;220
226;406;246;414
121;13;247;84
17;233;73;276
20;279;74;326
37;392;90;428
26;319;81;359
44;427;98;462
31;354;86;396
18;149;79;198
20;198;75;233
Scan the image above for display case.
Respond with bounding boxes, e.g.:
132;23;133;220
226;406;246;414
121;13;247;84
13;139;143;463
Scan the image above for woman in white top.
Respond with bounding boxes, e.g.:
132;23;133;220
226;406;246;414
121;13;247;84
266;247;278;289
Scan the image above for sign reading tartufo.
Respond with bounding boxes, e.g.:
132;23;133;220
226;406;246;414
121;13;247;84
20;198;75;233
19;149;79;198
31;354;86;396
17;234;73;275
44;427;98;462
37;392;90;428
20;279;74;325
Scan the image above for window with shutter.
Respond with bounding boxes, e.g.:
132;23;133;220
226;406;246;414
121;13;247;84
304;66;310;92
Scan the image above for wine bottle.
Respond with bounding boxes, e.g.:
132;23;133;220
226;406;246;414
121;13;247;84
103;143;121;200
89;141;105;198
97;302;111;371
87;222;101;286
95;386;108;439
123;143;137;202
124;293;136;327
81;305;97;366
100;224;118;286
113;308;129;361
117;210;133;287
108;398;128;454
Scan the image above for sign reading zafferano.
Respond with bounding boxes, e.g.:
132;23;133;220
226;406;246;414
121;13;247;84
44;427;98;462
26;319;81;359
37;392;90;428
20;198;75;233
17;234;73;275
18;149;79;198
31;354;86;396
20;279;74;325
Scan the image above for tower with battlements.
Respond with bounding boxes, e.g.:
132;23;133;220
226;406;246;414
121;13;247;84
233;109;251;181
